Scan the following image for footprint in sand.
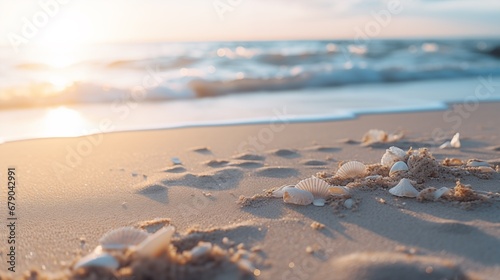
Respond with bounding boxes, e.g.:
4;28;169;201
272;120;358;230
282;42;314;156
228;160;264;169
300;159;328;166
319;252;470;280
254;166;299;178
133;182;169;204
232;153;266;161
303;145;340;153
204;159;229;168
162;167;244;190
268;148;301;158
190;146;212;155
161;166;187;173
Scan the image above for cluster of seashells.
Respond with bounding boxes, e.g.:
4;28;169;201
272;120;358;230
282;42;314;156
272;161;366;207
74;225;176;270
378;146;450;200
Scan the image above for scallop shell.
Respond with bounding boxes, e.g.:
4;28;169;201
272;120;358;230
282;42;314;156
434;187;451;200
296;177;331;199
389;178;419;198
335;161;366;179
381;146;406;167
272;185;295;198
189;242;212;260
466;160;489;167
74;251;119;270
99;227;149;251
135;225;175;257
389;161;409;176
283;188;314;206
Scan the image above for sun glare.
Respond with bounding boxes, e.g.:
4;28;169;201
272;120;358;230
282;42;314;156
42;107;87;137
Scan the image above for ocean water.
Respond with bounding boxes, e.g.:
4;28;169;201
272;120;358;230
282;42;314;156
1;39;500;142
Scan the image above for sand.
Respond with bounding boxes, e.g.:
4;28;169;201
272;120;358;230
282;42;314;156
0;102;499;279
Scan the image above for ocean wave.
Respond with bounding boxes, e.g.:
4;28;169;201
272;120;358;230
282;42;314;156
1;39;500;109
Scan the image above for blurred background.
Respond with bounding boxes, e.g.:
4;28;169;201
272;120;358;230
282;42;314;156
1;0;500;142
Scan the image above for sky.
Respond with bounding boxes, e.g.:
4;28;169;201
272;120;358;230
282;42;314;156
0;0;499;47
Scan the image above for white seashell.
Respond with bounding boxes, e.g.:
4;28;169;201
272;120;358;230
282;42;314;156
328;186;349;195
313;199;326;207
189;242;212;259
296;177;331;200
99;227;149;251
283;188;314;206
389;178;419;198
135;225;175;257
434;187;451;200
389;161;409;176
381;146;406;167
343;198;354;209
361;129;388;146
450;132;461;148
74;251;119;270
335;161;366;179
272;185;295;198
439;141;452;149
466;160;489;167
439;133;461;149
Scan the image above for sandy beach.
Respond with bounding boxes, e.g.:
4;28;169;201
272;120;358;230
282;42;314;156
0;102;499;279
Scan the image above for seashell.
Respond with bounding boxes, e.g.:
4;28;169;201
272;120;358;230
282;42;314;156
389;178;419;198
361;129;388;146
296;177;331;200
450;132;461;148
442;158;463;166
439;133;460;149
343;198;354;209
381;146;406;167
283;188;314;206
313;199;326;207
477;166;495;173
439;141;452;149
466;160;489;167
335;161;366;179
135;225;175;257
328;186;349;195
189;242;212;260
74;251;119;270
272;185;295;198
434;187;451;200
389;161;409;176
99;227;149;251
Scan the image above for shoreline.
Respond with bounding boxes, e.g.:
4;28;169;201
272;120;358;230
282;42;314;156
1;75;500;143
0;102;499;279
